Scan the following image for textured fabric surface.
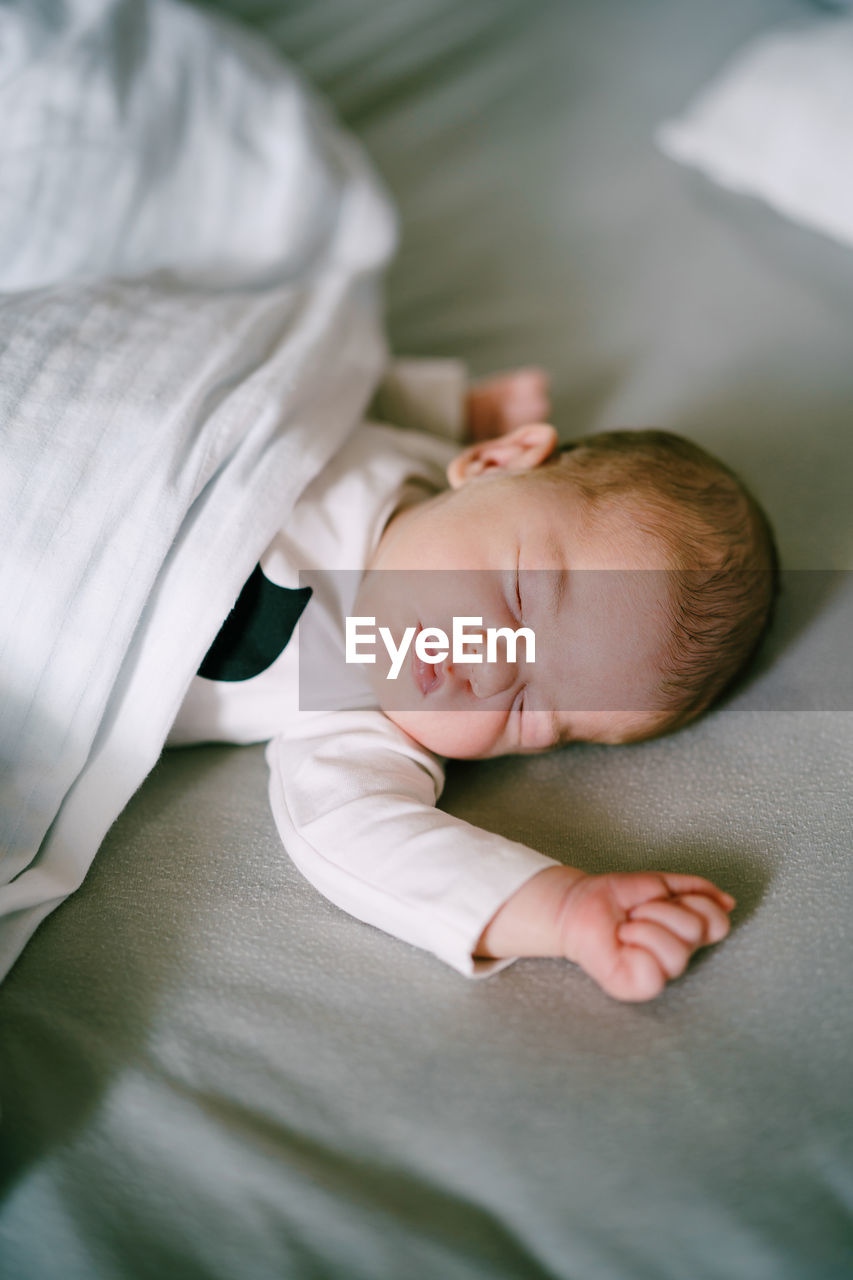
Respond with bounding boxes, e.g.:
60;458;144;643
1;1;852;1277
0;0;384;290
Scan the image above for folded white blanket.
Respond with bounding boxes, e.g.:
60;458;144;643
657;14;853;251
0;0;396;980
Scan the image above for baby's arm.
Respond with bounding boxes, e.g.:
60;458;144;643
370;358;550;443
266;708;560;977
267;709;734;998
475;866;735;1002
465;368;551;442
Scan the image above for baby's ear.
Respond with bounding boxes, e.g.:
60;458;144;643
446;423;558;489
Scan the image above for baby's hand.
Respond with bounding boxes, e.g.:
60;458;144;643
559;871;735;1002
465;367;550;441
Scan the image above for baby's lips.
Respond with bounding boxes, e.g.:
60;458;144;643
412;624;444;697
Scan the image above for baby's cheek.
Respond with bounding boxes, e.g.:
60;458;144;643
384;707;505;759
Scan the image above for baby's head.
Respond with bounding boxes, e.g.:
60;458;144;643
356;422;778;758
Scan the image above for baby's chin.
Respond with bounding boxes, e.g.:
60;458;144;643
382;705;507;759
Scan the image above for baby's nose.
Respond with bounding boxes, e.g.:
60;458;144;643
464;652;516;700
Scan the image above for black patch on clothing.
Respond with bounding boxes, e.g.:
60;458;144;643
198;564;312;682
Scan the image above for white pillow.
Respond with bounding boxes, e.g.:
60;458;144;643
656;15;853;251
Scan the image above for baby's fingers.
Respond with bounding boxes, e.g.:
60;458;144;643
659;873;736;911
601;947;667;1002
627;899;707;945
627;895;731;947
677;893;732;945
617;920;692;980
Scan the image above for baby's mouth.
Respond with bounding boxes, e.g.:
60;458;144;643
412;624;444;697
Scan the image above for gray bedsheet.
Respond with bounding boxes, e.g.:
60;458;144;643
2;1;851;1277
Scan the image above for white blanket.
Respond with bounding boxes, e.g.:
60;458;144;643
0;0;396;979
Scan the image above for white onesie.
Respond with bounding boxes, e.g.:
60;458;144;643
169;360;560;976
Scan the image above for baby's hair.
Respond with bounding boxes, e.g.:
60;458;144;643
554;429;779;738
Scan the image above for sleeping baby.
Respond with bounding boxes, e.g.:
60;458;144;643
169;359;777;1002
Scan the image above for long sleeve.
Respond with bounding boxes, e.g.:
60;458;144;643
266;708;561;977
369;356;469;441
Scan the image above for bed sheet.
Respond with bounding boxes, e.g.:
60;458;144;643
1;2;851;1277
